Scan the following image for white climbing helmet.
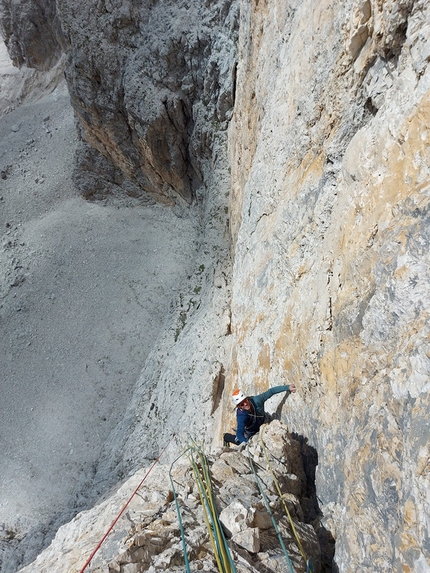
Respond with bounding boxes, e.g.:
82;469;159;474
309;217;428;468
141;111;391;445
232;389;247;407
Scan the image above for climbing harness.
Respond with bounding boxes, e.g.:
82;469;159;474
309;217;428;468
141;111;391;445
247;446;297;573
78;436;174;573
259;427;313;573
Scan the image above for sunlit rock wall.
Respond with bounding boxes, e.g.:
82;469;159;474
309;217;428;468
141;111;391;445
1;0;429;570
225;0;430;570
57;0;239;204
1;0;239;205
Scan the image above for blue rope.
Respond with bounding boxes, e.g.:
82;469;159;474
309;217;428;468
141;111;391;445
247;448;296;573
169;448;192;573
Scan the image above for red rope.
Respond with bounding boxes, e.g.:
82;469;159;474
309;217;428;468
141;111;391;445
79;437;173;573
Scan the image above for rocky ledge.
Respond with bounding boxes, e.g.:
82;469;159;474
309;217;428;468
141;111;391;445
20;421;328;573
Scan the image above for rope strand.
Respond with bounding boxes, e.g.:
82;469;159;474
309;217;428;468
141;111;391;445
259;427;313;573
79;436;174;573
169;447;192;573
247;446;296;573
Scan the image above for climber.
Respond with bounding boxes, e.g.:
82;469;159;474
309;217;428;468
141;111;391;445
223;385;296;446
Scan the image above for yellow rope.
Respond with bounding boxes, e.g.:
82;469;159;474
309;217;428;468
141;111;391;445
188;444;235;573
188;450;224;572
198;446;233;573
260;426;307;564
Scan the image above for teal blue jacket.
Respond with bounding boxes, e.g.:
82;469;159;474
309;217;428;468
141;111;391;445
235;385;291;444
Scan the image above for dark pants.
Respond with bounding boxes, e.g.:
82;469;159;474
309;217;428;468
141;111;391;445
223;432;238;445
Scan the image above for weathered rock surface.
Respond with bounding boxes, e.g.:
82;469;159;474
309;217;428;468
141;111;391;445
0;0;429;572
18;422;322;573
60;0;239;204
226;0;430;571
0;0;65;70
2;0;239;204
0;84;206;573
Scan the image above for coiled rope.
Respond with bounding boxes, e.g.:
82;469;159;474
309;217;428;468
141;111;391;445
247;446;297;573
78;436;174;573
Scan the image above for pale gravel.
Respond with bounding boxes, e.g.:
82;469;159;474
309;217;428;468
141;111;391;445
0;52;200;556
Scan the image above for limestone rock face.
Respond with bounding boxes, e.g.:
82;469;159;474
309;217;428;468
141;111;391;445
18;424;321;573
59;0;239;204
1;0;238;204
0;0;65;70
1;0;429;571
226;0;430;571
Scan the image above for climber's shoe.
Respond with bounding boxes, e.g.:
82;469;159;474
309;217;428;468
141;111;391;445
223;432;236;446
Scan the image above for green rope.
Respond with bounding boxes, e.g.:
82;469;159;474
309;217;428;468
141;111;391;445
247;447;296;573
260;429;307;560
169;439;313;573
191;442;237;573
188;449;227;573
188;443;237;573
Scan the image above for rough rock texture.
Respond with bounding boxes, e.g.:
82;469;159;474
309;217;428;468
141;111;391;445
18;423;322;573
1;0;239;204
0;0;66;70
0;0;429;572
226;0;430;571
0;84;204;573
58;0;239;204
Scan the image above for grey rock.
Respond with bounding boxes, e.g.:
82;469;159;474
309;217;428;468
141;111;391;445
18;424;321;573
61;0;239;204
0;0;66;70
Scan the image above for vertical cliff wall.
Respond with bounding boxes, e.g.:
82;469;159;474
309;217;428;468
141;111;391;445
1;0;239;204
1;0;429;571
57;0;238;205
226;0;430;570
0;0;65;70
1;2;238;570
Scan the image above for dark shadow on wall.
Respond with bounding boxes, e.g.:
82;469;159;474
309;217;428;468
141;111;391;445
211;364;225;415
273;392;289;419
291;432;339;573
267;397;338;572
